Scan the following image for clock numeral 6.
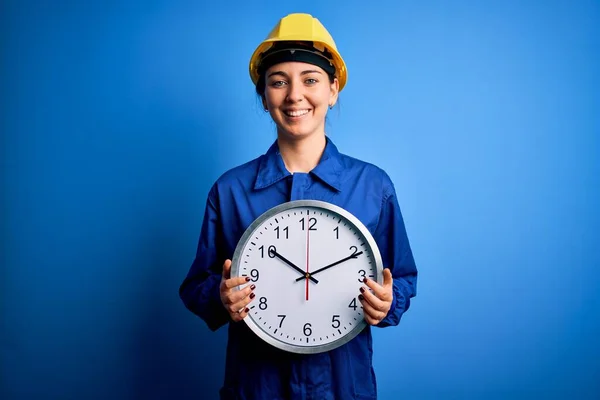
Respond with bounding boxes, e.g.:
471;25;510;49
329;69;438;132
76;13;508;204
259;245;276;258
259;297;268;310
331;315;341;328
303;323;312;337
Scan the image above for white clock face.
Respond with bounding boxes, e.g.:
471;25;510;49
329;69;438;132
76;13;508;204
231;200;383;354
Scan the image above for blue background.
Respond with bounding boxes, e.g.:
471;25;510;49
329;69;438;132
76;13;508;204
2;1;599;399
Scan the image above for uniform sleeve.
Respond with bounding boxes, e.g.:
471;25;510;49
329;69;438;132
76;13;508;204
373;179;418;328
179;184;230;331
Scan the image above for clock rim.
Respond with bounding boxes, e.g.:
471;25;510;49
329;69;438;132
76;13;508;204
231;199;384;354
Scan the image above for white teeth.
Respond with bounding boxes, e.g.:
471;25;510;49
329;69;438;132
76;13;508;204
285;109;309;117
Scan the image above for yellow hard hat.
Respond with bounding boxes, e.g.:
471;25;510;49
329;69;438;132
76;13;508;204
249;13;348;91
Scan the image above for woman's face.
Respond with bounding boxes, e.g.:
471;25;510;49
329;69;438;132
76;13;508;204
263;61;339;141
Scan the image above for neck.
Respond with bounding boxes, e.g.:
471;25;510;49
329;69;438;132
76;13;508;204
277;133;327;174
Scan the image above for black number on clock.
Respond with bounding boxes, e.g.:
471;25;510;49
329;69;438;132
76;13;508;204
303;323;312;336
275;226;289;239
250;269;259;282
358;269;366;282
277;314;286;328
333;226;339;239
331;315;341;328
348;298;357;310
258;245;277;258
259;297;268;310
299;217;317;231
350;246;360;257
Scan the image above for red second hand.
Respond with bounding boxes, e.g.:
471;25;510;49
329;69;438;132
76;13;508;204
306;215;309;301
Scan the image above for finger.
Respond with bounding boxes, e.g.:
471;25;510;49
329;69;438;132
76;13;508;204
359;295;387;324
222;259;232;280
382;268;393;288
222;276;251;291
362;276;393;303
227;291;256;316
359;286;390;313
223;284;255;305
231;305;251;322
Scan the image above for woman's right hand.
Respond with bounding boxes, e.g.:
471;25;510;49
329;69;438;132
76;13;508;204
220;259;255;322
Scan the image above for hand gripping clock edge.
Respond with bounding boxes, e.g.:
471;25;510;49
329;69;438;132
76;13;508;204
269;247;319;284
295;250;364;282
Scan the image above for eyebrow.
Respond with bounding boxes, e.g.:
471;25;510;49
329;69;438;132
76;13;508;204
267;70;324;78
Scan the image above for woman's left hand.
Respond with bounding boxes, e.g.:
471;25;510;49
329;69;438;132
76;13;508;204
359;268;394;326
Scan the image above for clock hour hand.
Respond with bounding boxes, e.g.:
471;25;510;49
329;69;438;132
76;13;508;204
295;250;364;282
269;247;319;284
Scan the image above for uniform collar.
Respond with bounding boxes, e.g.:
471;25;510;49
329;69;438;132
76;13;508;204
254;136;343;192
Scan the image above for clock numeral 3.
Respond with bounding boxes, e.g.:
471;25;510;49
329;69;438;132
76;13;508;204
358;269;366;282
331;315;341;328
299;217;317;231
348;298;357;311
303;323;312;337
259;297;268;310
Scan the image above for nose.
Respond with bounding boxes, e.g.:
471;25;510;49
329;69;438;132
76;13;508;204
285;79;304;103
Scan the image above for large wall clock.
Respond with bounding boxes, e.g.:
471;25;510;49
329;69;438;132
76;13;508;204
231;200;383;354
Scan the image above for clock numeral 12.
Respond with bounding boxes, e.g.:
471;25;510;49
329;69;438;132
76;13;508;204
299;217;317;231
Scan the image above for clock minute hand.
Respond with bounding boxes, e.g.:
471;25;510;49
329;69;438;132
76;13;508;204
270;248;319;284
296;251;364;282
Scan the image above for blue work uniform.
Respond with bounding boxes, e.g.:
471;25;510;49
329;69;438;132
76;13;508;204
179;137;418;400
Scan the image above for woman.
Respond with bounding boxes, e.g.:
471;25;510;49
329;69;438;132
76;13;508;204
179;13;418;400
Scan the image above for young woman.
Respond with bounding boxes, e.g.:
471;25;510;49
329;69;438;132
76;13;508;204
179;13;418;400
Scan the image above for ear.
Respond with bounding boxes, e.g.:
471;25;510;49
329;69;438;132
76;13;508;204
329;78;340;108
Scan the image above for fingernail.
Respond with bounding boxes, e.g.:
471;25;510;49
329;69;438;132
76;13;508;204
250;284;256;290
359;287;365;293
245;277;251;282
358;294;364;301
362;277;367;283
250;293;255;299
244;308;250;313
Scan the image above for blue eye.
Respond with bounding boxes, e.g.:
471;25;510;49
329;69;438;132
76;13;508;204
305;78;318;84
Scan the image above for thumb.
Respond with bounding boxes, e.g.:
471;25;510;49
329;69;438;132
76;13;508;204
383;268;393;287
222;259;232;280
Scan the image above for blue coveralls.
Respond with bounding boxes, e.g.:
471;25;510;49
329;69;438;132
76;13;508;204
180;137;418;399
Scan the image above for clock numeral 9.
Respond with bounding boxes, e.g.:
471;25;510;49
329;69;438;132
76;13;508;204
303;323;312;337
259;297;268;310
259;245;276;258
274;226;289;239
249;269;259;282
299;217;317;231
331;315;341;328
358;269;366;282
348;298;357;311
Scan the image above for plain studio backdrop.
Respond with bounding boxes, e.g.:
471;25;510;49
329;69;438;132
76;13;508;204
1;1;598;399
